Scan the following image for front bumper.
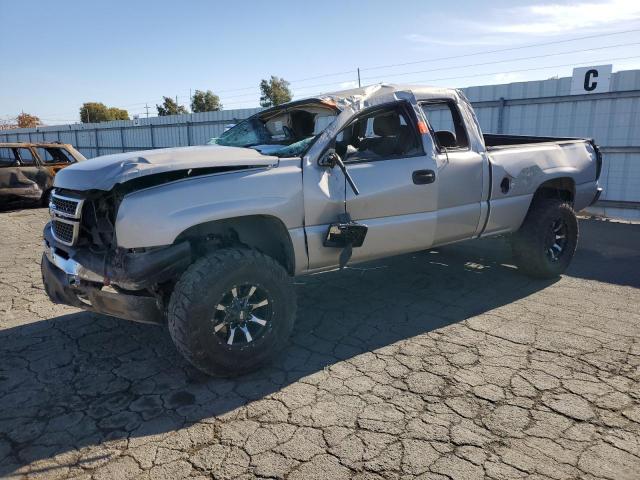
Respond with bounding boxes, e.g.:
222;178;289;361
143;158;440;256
41;254;165;324
43;222;191;289
41;222;192;324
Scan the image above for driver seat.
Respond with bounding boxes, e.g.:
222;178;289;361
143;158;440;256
359;112;402;157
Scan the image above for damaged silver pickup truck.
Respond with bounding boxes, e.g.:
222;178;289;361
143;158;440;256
42;84;602;376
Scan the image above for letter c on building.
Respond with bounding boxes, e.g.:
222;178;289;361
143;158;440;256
584;69;598;91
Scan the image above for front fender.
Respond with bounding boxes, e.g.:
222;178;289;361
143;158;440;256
115;163;303;249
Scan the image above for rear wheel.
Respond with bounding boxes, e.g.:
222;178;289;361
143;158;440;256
167;248;296;377
511;198;578;278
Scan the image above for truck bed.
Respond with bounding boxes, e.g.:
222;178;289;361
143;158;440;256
483;133;587;150
482;133;601;227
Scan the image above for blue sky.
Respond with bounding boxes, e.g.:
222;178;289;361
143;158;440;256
1;0;639;124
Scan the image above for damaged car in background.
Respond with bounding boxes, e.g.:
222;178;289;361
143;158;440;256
0;142;85;206
41;84;602;376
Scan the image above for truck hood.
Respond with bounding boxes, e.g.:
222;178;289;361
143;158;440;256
54;145;278;191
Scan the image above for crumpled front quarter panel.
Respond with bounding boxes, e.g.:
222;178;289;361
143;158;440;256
115;160;303;248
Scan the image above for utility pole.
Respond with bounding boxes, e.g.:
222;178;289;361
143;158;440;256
357;68;361;88
144;103;150;118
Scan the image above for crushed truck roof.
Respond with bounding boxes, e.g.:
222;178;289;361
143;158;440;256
318;83;462;105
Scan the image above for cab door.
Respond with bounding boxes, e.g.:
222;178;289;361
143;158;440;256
304;101;439;269
420;100;485;244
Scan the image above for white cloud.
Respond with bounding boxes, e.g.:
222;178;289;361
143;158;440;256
490;0;640;35
405;0;640;48
494;72;526;83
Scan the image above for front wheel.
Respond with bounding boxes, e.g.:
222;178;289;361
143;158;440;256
168;248;296;377
511;199;578;278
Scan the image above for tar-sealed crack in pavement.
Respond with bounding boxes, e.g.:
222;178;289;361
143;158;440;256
0;208;639;479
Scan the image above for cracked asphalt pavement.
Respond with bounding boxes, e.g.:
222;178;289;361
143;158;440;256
0;207;639;479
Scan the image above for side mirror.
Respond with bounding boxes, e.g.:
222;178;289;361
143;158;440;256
317;149;360;196
318;149;340;168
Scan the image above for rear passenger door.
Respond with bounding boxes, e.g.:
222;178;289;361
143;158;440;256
420;100;485;244
15;147;49;200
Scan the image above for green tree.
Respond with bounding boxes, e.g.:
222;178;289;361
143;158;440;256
80;102;109;123
80;102;129;123
107;107;129;120
156;97;188;116
191;90;222;113
259;76;292;107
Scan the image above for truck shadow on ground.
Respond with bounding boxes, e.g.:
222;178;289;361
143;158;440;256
1;217;637;475
0;238;557;476
568;217;640;288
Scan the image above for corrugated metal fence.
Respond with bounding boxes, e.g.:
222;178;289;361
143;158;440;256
464;69;640;220
2;70;639;219
0;108;262;159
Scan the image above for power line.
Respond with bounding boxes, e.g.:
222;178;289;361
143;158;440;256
360;41;640;82
286;54;640;101
199;54;640;109
7;27;640;121
213;38;640;105
217;41;640;105
212;26;640;95
410;54;640;85
360;26;640;72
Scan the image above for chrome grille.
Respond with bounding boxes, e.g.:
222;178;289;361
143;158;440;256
49;191;84;246
52;218;78;246
51;196;78;216
50;191;83;219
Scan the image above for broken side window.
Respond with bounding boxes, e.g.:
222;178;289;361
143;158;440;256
36;147;75;164
0;147;17;167
420;101;469;150
16;148;36;166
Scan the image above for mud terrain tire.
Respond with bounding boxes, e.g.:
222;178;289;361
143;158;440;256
168;248;296;377
511;199;578;278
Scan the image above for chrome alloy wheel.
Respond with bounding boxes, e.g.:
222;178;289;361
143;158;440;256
545;218;568;262
212;284;273;347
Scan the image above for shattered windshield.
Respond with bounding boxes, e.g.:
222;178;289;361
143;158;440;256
270;136;317;157
212;102;337;158
213;118;270;149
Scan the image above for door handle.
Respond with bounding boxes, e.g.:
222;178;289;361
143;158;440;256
412;169;436;185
